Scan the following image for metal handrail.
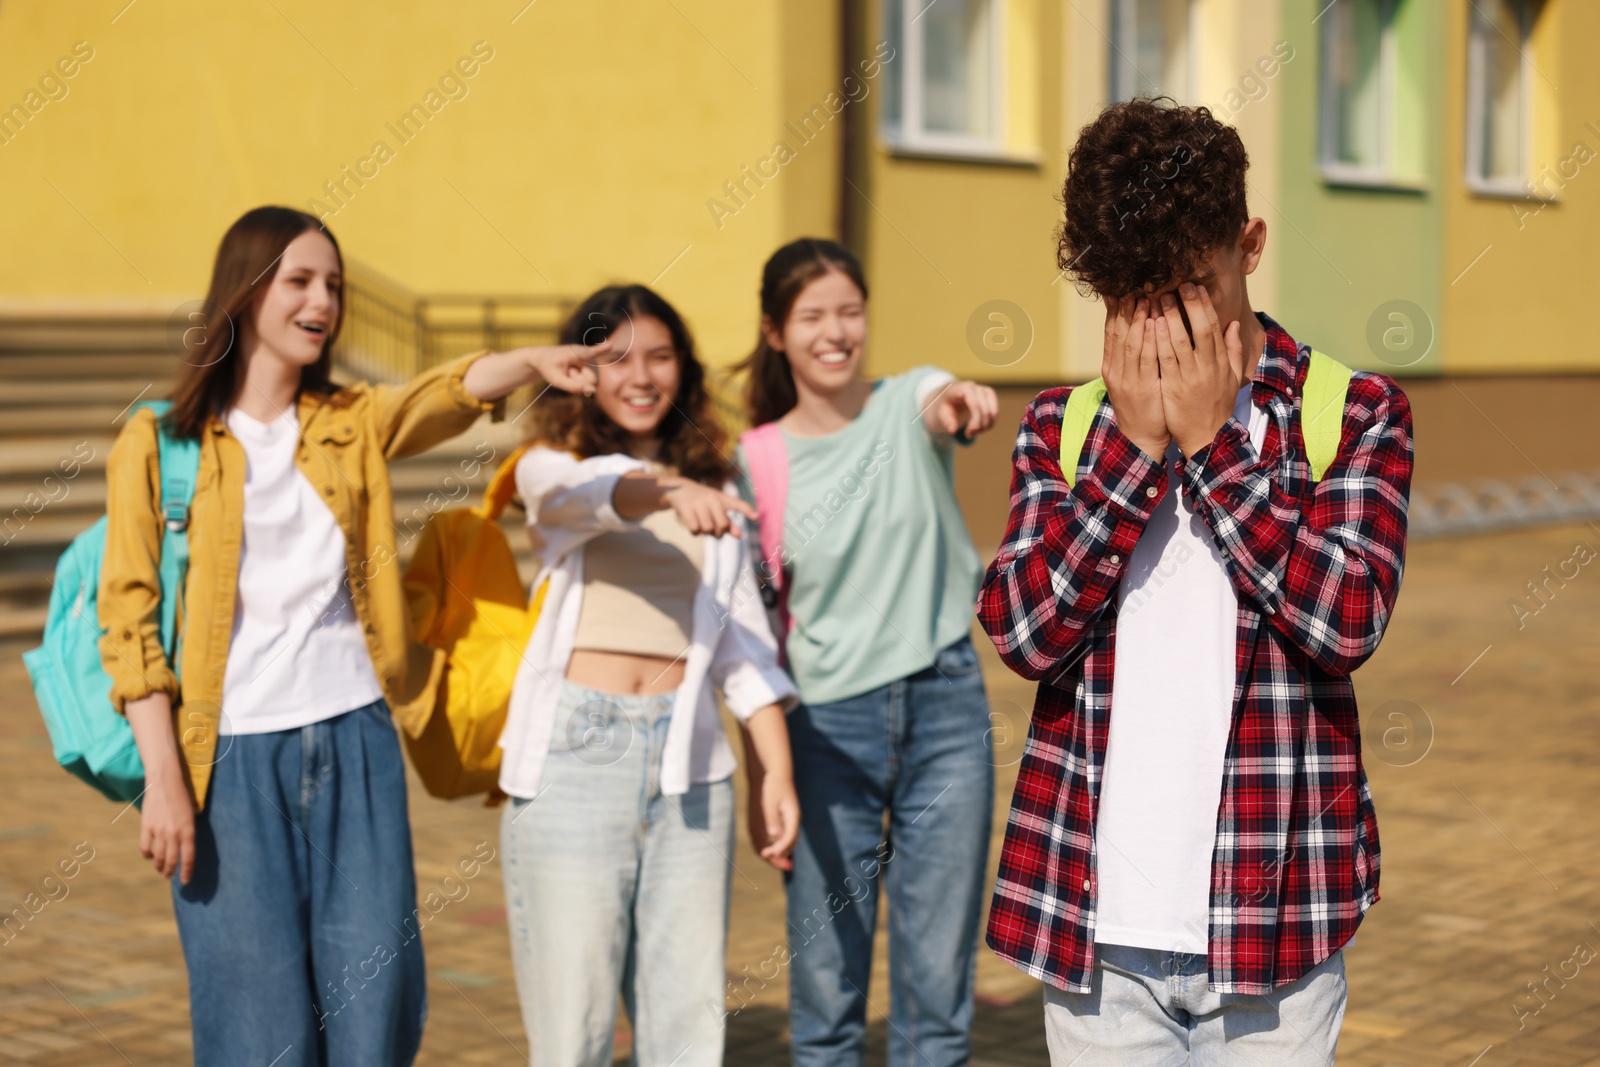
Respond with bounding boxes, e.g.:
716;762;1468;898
334;261;576;383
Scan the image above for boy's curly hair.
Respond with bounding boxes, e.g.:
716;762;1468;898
1059;97;1249;298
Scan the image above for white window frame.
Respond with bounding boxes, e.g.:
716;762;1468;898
1317;0;1400;185
1464;0;1534;196
1108;0;1197;104
881;0;1007;160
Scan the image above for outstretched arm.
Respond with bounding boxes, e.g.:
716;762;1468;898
375;344;603;461
921;378;1001;440
460;343;602;402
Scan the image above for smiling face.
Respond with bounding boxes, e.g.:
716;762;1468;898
245;229;341;372
592;313;681;449
763;268;867;397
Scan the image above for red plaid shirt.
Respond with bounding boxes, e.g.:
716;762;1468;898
978;315;1412;994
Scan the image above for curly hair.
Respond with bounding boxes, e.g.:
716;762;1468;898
525;285;734;487
1059;97;1250;298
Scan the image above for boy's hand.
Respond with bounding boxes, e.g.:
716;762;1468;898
1101;296;1170;461
1155;284;1245;457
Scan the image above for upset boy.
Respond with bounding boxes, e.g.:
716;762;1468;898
978;99;1412;1064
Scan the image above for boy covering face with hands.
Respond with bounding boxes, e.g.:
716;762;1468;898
978;99;1413;1064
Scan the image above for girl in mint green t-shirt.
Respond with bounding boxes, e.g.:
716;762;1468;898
734;238;1002;1067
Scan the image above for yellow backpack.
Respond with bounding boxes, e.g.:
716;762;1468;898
400;446;547;799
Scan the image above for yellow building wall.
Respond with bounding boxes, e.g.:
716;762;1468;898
1056;0;1286;383
0;0;840;367
856;0;1067;384
1442;0;1600;373
1190;0;1284;322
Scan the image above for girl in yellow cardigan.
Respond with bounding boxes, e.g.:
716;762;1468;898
99;206;595;1067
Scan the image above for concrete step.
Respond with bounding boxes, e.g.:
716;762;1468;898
0;403;163;438
0;350;180;379
0;377;182;408
0;603;48;641
0;312;172;353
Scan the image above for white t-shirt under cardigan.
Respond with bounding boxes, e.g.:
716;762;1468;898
1093;385;1269;955
497;447;799;800
218;407;383;735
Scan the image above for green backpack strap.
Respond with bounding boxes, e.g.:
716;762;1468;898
137;401;200;669
1059;351;1352;487
1302;350;1353;483
1058;378;1108;488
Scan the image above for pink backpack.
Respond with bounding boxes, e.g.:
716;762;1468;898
738;423;793;663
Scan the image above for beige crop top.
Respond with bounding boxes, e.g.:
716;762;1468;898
572;489;705;659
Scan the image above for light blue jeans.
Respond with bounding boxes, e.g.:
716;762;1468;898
171;700;427;1067
500;681;736;1067
785;635;995;1067
1043;944;1346;1065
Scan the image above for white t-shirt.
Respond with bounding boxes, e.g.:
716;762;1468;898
1093;385;1269;955
219;407;384;735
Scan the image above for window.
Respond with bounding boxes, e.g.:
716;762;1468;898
1466;0;1535;193
881;0;1002;155
1109;0;1196;103
1318;0;1399;181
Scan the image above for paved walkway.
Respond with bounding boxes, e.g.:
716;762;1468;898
2;523;1599;1065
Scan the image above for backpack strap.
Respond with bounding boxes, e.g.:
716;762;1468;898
478;445;532;521
1302;350;1353;483
732;422;790;633
1058;378;1108;489
1060;353;1351;487
139;401;201;667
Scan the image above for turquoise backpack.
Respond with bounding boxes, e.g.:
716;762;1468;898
23;401;199;804
1059;350;1353;485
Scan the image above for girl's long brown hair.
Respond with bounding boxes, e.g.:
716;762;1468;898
167;206;341;438
526;285;733;487
734;237;868;428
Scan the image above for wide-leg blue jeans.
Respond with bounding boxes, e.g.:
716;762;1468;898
171;700;427;1067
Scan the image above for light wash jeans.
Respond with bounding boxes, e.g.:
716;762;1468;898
785;635;995;1067
500;680;736;1067
170;700;427;1067
1043;944;1346;1066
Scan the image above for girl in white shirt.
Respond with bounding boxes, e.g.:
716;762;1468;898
498;284;800;1067
104;206;601;1066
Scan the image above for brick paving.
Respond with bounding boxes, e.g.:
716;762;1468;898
2;523;1599;1065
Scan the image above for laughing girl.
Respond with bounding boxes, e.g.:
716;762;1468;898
100;205;596;1066
498;284;800;1067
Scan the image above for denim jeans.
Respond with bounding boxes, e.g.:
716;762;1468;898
786;635;995;1067
1043;944;1346;1065
171;700;426;1067
500;681;735;1067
